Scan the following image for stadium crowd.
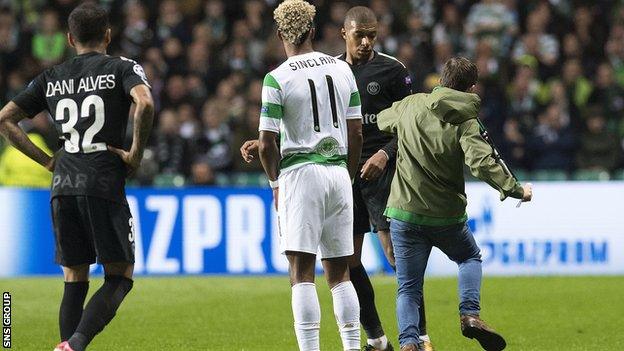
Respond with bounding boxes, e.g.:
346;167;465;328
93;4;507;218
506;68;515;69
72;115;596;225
1;0;624;187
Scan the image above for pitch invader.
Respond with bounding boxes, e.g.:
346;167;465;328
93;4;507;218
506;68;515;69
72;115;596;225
0;4;154;351
338;7;435;351
257;1;363;350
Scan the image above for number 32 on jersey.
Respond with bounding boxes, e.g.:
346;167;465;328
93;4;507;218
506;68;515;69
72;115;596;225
55;95;106;153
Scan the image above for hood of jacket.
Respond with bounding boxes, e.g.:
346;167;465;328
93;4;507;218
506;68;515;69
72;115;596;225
425;86;481;125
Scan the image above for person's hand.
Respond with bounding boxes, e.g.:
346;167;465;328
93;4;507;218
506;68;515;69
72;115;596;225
522;183;533;202
360;150;388;181
272;187;279;211
108;146;142;176
240;139;259;163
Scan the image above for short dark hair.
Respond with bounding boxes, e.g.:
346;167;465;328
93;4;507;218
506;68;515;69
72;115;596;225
68;3;109;46
344;6;377;28
440;57;478;92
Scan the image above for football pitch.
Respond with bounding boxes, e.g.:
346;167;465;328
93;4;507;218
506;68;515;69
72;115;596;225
1;275;622;350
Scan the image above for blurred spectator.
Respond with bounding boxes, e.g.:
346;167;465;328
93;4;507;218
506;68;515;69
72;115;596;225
156;0;191;44
32;8;65;67
190;160;216;185
500;117;528;170
528;104;577;170
202;0;227;46
576;107;620;171
195;100;232;171
512;11;559;78
432;3;464;55
152;109;192;177
507;63;541;129
120;0;152;60
588;62;624;134
561;58;593;110
465;0;518;57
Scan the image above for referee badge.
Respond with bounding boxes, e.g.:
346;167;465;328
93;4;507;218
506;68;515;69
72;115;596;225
367;81;381;95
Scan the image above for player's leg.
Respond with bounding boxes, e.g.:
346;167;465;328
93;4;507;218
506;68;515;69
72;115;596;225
60;265;90;341
322;165;360;351
64;197;136;351
431;223;505;351
322;257;360;351
280;165;325;351
350;179;390;350
51;197;94;342
287;252;321;351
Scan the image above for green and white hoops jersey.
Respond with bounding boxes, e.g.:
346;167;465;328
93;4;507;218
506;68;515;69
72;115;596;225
258;51;362;173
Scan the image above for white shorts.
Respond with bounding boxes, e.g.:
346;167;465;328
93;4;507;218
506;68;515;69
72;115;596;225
278;163;354;259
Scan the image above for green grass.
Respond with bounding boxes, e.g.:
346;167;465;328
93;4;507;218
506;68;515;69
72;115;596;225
1;275;623;350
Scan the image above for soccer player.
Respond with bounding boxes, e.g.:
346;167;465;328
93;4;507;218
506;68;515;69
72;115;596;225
258;1;363;350
0;4;154;351
377;57;533;351
241;6;433;351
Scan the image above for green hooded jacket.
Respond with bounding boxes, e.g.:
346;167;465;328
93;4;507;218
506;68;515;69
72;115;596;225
377;87;524;226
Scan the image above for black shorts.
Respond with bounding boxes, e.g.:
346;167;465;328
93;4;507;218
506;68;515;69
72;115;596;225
51;196;135;267
353;163;395;235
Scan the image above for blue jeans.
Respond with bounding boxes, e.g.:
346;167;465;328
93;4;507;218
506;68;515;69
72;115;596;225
391;219;482;347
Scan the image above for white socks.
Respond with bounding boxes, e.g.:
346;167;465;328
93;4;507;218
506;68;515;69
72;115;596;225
331;281;361;351
420;334;431;342
292;283;321;351
367;335;389;350
292;281;361;351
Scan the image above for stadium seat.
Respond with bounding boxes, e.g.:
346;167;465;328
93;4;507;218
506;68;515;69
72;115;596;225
152;173;186;188
572;169;610;181
531;170;569;181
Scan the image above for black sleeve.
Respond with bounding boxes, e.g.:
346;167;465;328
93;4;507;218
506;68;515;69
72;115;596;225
12;74;47;117
381;135;398;161
119;59;151;96
380;64;412;161
390;64;413;100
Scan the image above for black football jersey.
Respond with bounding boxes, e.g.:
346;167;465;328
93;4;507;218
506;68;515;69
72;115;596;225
12;52;150;202
338;51;412;166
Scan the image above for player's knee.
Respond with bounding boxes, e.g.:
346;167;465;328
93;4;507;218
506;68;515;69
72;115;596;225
62;264;90;282
103;262;134;279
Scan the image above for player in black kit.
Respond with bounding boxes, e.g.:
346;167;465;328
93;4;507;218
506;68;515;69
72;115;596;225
0;4;154;351
240;6;433;351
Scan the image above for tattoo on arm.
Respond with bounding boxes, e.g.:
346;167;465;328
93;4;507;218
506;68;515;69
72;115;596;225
129;85;155;159
0;102;52;169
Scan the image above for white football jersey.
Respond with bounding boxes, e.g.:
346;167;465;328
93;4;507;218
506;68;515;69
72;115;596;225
258;51;362;173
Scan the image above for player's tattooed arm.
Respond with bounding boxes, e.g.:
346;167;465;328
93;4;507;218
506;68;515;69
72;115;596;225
347;119;363;180
109;85;154;174
0;102;54;171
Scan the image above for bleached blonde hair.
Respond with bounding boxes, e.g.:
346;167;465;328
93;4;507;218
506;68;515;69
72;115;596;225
273;0;316;45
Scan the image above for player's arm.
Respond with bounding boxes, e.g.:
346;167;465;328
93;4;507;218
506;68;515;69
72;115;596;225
459;119;531;201
108;84;154;173
347;119;363;180
377;65;412;162
258;131;279;181
0;102;54;171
